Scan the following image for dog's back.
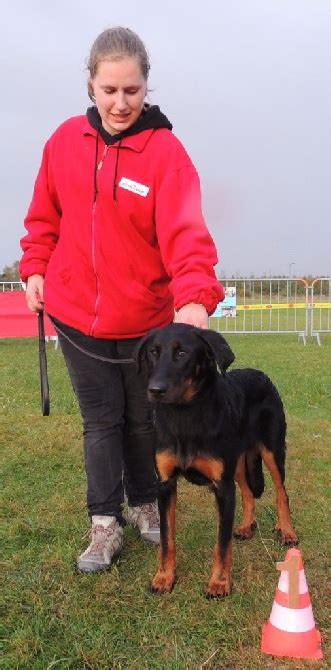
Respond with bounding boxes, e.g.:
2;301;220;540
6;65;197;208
223;368;286;447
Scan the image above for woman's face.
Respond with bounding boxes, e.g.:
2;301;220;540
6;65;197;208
91;57;147;135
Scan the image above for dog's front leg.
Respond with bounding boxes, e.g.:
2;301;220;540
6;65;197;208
206;479;235;598
234;454;257;539
151;476;177;594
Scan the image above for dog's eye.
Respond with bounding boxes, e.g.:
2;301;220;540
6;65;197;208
149;348;159;358
175;349;186;359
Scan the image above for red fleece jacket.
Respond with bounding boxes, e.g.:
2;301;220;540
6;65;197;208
20;115;223;338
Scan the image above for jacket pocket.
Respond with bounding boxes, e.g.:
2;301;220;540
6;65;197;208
130;280;170;305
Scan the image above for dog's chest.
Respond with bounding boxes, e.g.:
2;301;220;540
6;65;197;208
154;405;213;458
153;399;244;485
153;398;243;476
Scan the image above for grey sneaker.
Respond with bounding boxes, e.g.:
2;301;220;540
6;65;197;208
127;501;160;545
77;515;123;573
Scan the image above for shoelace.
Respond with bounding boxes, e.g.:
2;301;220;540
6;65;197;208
139;503;159;527
87;524;119;554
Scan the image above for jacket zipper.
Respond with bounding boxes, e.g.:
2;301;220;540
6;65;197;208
90;201;100;335
97;144;109;170
91;143;110;334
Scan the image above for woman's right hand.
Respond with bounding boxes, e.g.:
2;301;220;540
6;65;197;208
26;274;45;312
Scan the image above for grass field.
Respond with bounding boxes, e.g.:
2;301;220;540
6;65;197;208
1;334;330;669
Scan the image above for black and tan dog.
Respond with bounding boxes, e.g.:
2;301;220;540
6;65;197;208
135;323;298;598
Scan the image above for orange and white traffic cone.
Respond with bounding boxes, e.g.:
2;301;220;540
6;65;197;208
261;548;323;659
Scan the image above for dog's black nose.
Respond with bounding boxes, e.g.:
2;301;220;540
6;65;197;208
148;384;167;398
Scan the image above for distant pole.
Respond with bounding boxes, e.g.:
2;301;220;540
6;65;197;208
289;262;295;299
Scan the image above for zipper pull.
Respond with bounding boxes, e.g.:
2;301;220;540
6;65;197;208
97;145;109;170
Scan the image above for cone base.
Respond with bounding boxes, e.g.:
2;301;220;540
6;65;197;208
261;623;323;660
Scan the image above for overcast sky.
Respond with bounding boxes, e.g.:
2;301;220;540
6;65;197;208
1;0;330;278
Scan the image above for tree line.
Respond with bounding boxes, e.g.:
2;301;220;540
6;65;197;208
1;261;19;282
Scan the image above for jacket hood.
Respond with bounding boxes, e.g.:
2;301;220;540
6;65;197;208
86;104;173;145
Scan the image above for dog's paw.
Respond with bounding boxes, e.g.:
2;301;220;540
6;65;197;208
280;532;299;547
275;525;299;546
150;570;175;595
233;520;257;540
205;578;231;599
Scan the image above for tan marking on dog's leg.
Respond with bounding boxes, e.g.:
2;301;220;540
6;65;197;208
205;540;232;598
260;446;298;545
189;456;224;484
234;454;256;539
151;447;177;594
151;482;177;594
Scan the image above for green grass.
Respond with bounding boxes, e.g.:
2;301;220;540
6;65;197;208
1;335;330;669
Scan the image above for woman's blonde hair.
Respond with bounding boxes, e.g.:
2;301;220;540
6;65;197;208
87;26;150;101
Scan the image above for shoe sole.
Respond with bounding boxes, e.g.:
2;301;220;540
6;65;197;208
141;534;160;545
75;551;122;575
127;521;160;544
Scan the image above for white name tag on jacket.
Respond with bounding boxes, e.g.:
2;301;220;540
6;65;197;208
118;177;150;197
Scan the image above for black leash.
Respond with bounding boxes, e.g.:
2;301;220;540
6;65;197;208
38;312;134;416
38;311;50;416
52;321;134;365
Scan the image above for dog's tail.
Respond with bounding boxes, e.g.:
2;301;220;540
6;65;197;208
245;450;265;498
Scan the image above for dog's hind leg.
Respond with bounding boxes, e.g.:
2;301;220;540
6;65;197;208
260;445;298;546
205;479;235;598
234;454;257;540
151;451;178;594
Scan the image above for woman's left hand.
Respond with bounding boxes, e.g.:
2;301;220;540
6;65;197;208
174;303;209;329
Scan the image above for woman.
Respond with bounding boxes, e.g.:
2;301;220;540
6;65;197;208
20;26;224;573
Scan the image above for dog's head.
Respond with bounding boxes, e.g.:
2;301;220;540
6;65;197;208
134;323;235;405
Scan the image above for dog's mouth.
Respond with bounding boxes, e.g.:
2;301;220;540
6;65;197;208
147;379;197;405
148;391;175;404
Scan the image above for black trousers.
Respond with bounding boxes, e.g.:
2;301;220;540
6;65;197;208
51;317;157;525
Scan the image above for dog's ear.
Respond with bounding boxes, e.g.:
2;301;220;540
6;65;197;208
194;328;235;373
133;331;155;374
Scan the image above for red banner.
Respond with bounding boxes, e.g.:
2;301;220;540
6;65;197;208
0;293;56;338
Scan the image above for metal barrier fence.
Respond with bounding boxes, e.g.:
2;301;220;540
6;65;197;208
311;278;331;342
0;281;24;291
210;277;331;344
